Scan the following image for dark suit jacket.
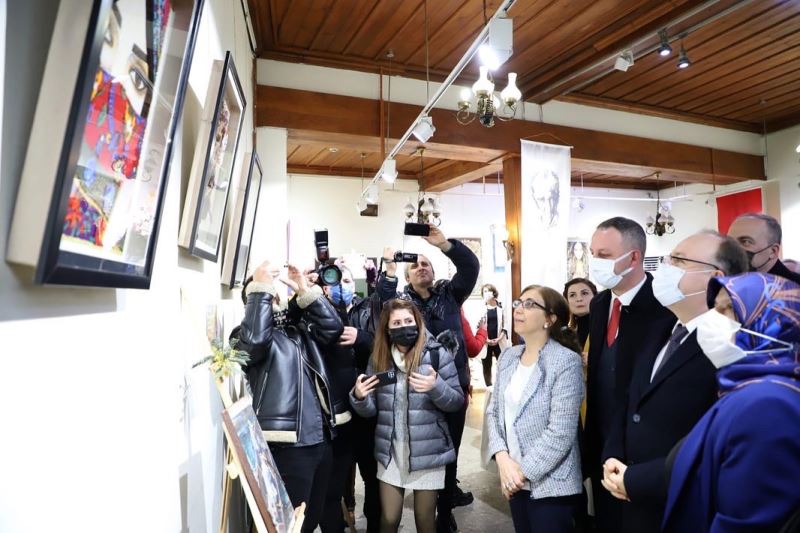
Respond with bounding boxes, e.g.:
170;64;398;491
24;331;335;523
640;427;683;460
583;273;676;478
603;331;719;533
769;259;800;286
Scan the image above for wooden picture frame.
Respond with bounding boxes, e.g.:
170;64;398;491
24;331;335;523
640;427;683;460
221;152;263;288
178;51;246;262
221;397;302;533
6;0;204;288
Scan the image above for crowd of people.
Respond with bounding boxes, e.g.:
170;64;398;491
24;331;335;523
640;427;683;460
232;212;800;533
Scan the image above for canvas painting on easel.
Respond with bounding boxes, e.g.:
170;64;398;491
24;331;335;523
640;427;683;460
222;398;297;532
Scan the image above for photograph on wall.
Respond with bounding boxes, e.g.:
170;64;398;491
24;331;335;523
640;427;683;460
6;0;205;287
448;237;482;298
491;231;506;273
566;239;591;281
179;51;246;262
520;140;572;290
221;153;263;288
222;398;297;533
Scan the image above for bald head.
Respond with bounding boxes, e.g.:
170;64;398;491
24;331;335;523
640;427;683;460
727;214;782;272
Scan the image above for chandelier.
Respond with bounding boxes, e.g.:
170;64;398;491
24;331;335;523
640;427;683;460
456;67;521;127
646;176;675;236
402;148;442;225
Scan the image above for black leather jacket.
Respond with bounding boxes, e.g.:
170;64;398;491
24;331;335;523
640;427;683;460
232;285;344;444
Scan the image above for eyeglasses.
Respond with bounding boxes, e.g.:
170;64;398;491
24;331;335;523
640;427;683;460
512;299;549;312
660;255;720;271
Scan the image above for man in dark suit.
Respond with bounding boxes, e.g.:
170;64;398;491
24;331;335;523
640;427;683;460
584;217;676;532
600;230;749;533
727;212;800;285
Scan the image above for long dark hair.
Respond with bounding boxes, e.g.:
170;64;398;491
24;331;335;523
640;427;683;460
563;277;597;330
521;284;582;354
372;298;427;373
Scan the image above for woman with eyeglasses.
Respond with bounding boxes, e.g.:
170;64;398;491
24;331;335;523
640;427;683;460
350;298;464;533
485;285;585;532
662;273;800;533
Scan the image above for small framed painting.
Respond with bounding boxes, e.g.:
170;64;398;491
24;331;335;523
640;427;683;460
566;239;591;281
221;153;263;288
6;0;205;288
178;51;246;262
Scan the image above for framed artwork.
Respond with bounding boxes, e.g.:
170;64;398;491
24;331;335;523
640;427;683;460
178;51;246;262
221;153;263;288
6;0;204;288
566;239;591;281
449;237;483;299
222;397;298;533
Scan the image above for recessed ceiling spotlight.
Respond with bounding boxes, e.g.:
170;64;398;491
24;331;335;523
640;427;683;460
677;44;691;69
658;29;672;57
328;147;339;153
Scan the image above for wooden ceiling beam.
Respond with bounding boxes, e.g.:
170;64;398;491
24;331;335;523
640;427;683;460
287;164;417;180
257;86;764;184
418;160;504;192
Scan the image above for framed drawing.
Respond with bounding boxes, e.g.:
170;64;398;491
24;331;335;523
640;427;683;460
222;397;300;533
178;51;246;262
221;153;263;288
448;237;483;299
6;0;204;288
566;239;591;281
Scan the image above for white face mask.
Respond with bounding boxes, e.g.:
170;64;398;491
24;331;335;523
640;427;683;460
589;251;634;289
651;263;714;307
483;292;493;302
695;308;794;368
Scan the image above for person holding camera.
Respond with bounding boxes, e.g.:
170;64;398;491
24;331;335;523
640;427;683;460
377;225;480;532
232;261;344;533
350;298;465;533
319;264;382;532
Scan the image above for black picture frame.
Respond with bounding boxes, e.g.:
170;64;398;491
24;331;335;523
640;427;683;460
178;51;247;262
6;0;205;288
221;153;263;289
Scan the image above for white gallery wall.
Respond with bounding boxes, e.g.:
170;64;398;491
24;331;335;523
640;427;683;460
0;1;255;532
766;124;800;259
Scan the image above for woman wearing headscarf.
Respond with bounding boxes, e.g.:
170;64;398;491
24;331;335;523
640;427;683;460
662;273;800;533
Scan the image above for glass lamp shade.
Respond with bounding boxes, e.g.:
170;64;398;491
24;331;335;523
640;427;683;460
472;66;495;96
500;73;522;105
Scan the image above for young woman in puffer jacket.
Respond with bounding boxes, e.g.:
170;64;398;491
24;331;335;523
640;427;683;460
350;297;464;533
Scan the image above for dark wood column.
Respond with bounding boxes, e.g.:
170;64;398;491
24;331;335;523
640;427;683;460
503;156;522;304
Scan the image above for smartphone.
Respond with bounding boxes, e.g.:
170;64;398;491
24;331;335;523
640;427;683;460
404;222;431;237
371;370;398;386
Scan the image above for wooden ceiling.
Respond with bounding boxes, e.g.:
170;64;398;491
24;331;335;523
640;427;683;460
248;0;800;132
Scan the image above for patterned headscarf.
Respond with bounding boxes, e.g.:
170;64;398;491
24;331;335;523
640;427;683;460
706;273;800;393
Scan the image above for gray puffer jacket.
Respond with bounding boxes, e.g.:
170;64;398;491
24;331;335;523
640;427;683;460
349;333;464;472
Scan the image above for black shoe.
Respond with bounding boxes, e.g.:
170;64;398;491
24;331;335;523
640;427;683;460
453;485;474;507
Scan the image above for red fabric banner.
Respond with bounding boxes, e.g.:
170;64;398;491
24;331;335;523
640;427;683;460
716;188;762;234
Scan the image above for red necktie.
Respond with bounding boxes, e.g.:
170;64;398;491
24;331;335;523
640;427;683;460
606;298;622;347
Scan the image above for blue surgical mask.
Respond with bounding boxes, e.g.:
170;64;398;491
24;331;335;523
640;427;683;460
330;283;354;306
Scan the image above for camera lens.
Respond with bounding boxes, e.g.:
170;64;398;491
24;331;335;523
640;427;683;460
319;265;342;286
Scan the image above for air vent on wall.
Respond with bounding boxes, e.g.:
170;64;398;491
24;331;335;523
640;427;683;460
644;256;660;272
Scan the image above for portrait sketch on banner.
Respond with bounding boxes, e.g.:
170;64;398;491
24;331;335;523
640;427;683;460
223;398;297;533
567;239;591;281
520;140;571;290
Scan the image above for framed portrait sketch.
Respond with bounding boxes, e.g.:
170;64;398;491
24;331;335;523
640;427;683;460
222;397;299;533
566;239;591;281
6;0;205;288
178;51;246;262
221;153;263;288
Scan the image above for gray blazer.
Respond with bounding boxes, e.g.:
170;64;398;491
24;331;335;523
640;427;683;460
486;339;584;499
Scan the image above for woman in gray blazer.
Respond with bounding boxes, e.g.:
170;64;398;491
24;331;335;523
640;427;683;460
485;285;585;532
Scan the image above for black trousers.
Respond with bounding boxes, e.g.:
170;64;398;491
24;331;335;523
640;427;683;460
319;424;355;532
590;473;622;533
351;414;381;532
509;492;581;533
436;386;468;532
270;440;333;533
482;345;502;385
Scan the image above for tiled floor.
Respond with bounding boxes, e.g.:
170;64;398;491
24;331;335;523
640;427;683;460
350;385;516;533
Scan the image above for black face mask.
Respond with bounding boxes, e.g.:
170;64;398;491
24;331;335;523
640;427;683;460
746;245;774;272
389;325;419;347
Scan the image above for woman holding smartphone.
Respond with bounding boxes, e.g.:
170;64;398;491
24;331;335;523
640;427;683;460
350;298;464;533
485;285;585;532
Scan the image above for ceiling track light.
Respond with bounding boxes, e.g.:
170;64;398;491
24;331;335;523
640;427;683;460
677;43;691;69
381;158;398;183
658;29;672;57
614;50;635;72
412;114;436;143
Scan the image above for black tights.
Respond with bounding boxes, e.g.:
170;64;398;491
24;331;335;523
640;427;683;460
379;481;437;533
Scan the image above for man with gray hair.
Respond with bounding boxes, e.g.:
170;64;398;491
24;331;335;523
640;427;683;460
584;217;676;532
727;212;800;285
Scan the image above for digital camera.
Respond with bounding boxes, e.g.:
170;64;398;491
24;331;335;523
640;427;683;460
313;229;342;286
